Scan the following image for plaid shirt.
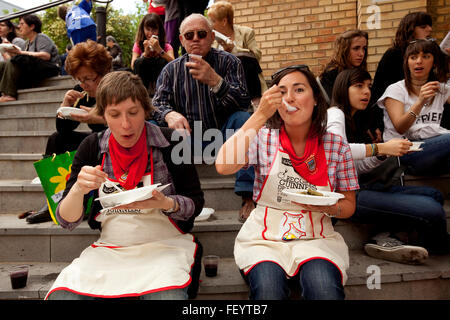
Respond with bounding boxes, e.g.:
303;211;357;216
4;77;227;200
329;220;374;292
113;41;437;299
246;127;359;201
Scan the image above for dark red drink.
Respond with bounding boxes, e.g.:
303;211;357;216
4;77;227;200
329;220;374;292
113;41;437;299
10;270;28;289
204;264;218;277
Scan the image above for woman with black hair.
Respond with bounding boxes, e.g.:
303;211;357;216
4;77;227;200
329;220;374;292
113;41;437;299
131;13;174;95
328;68;449;264
0;20;25;60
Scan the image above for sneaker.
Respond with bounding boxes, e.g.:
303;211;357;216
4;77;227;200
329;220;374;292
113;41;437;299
364;232;428;265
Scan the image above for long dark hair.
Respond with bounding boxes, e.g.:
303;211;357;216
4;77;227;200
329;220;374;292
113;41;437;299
403;39;448;95
0;20;18;43
331;68;373;143
321;29;369;76
392;12;432;53
135;13;166;54
268;65;328;140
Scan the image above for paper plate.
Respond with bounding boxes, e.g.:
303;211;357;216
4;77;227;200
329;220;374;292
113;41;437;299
0;43;20;52
95;183;170;208
195;208;215;221
409;141;424;152
57;107;88;119
282;189;345;206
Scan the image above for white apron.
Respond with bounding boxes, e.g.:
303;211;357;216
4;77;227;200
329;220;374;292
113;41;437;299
45;155;197;299
234;147;349;284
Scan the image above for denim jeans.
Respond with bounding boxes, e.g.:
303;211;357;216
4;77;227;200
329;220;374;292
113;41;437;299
246;260;345;300
185;111;255;196
400;133;450;176
47;287;188;300
352;183;448;249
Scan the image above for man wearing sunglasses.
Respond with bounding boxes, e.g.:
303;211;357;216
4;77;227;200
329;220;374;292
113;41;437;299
152;13;256;222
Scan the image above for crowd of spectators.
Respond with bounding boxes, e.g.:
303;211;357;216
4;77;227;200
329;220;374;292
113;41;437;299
1;0;449;301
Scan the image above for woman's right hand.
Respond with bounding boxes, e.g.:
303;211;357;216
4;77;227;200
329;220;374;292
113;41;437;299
62;90;85;107
418;81;440;105
379;138;412;156
255;85;282;121
72;165;108;195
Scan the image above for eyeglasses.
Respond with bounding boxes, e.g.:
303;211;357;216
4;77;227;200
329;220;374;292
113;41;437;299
183;30;208;41
271;64;310;80
409;37;436;44
75;75;99;85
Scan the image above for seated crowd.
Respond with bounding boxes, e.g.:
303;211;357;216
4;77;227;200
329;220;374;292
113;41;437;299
1;2;449;301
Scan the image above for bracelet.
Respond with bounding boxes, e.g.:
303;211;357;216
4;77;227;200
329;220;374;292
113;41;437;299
162;197;177;214
370;144;378;156
323;203;341;218
408;110;419;119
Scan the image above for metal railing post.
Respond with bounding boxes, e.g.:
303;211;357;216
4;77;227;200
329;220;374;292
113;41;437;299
96;6;107;46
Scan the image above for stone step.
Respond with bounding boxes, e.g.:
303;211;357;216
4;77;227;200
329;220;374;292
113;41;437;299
0;98;62;115
2;203;449;262
0;154;42;180
1;251;449;300
0;114;56;132
0;131;56;154
0;177;241;214
0;114;90;132
17;85;71;101
40;75;77;88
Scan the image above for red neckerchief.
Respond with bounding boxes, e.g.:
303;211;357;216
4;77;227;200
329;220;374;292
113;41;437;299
279;125;328;186
108;126;148;190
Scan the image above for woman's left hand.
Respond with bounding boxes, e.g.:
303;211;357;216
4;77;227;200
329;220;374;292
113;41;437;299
113;189;174;211
70;105;106;124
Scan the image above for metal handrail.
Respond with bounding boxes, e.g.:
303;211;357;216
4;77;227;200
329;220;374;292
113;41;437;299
0;0;113;22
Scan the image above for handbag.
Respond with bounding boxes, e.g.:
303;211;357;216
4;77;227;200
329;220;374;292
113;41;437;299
33;151;93;225
358;156;406;190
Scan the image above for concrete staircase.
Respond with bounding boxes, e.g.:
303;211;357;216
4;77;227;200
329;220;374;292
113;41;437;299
0;76;449;300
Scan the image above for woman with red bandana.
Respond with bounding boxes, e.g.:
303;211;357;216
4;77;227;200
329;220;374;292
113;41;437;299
216;65;359;300
45;71;204;300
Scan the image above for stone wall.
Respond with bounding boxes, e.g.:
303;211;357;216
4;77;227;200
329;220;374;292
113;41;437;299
226;0;448;80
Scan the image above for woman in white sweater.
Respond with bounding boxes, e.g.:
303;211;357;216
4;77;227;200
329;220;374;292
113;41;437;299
327;68;449;263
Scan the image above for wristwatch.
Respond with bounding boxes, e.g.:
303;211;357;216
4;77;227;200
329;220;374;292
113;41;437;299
162;197;177;214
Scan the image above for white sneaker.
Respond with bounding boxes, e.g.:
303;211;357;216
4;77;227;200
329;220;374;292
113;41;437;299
364;232;428;265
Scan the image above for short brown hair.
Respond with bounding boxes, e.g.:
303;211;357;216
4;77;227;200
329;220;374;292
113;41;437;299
65;40;112;77
57;5;68;21
95;71;154;119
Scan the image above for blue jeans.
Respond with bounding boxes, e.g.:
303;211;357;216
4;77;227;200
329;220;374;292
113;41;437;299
187;111;255;196
353;183;447;249
246;260;345;300
47;287;188;300
400;133;450;176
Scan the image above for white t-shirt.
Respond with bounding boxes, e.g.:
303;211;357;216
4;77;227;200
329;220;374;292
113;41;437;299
377;80;450;141
327;106;383;174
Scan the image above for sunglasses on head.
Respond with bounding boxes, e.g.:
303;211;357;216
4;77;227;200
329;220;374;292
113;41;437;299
183;30;208;41
409;37;436;44
271;64;310;80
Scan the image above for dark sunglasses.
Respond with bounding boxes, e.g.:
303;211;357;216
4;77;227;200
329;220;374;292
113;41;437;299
271;64;310;80
183;30;208;41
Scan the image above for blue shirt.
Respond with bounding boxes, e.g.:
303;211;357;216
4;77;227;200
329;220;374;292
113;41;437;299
66;0;96;44
152;48;251;131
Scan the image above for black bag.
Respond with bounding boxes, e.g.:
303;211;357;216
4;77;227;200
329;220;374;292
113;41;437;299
358;156;406;189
